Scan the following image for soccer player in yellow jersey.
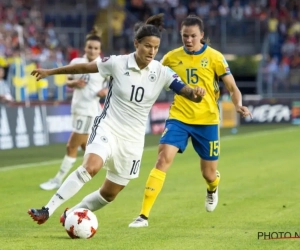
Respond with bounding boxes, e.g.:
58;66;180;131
129;15;252;228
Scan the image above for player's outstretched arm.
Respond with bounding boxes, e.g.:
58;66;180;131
178;85;205;103
31;62;98;81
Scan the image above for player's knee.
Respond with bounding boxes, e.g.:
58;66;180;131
201;168;216;182
82;155;104;177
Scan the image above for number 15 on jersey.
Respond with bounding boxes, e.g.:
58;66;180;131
186;68;199;84
209;140;219;157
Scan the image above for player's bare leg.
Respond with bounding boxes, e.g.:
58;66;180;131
201;159;220;212
28;153;103;225
40;132;88;190
129;144;178;228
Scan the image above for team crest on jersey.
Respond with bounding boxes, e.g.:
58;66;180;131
100;136;108;143
102;57;110;62
148;71;157;82
200;58;208;68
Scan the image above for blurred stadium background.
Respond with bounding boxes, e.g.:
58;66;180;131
1;0;299;154
1;1;300;249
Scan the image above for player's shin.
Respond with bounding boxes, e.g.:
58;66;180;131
140;168;166;218
45;165;92;216
206;171;220;192
66;190;110;216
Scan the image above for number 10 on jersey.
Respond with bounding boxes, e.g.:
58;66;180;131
130;85;144;102
130;160;140;175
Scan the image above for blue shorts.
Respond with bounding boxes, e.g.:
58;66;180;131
160;119;220;161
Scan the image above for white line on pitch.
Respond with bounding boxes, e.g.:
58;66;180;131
0;126;298;172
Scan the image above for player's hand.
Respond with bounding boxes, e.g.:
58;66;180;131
236;105;252;119
97;88;108;98
193;86;206;98
31;69;50;81
76;79;87;88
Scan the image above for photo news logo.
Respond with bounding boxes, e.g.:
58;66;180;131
258;232;300;240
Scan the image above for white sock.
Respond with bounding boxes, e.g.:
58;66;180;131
66;190;110;216
54;155;76;183
45;166;92;216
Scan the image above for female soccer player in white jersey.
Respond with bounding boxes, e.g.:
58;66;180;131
27;14;206;225
39;28;108;191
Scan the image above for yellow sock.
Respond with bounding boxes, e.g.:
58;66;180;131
140;168;166;218
206;171;220;192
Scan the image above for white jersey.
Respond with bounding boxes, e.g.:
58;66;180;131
70;57;107;117
91;53;180;142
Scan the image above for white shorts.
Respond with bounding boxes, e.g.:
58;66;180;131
72;115;94;134
85;125;144;186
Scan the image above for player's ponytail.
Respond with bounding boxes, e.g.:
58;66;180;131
85;26;101;43
145;13;164;32
181;15;210;45
134;13;164;42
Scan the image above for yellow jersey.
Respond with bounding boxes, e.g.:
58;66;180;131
161;44;231;125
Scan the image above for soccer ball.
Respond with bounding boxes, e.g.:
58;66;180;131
64;208;98;239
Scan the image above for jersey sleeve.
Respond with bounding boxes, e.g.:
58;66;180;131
96;56;115;77
163;66;185;94
215;54;231;78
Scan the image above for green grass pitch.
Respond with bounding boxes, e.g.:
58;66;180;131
1;124;299;250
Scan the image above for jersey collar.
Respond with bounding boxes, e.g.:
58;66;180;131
183;43;207;55
128;53;152;71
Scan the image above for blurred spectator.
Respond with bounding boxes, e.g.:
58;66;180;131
290;50;300;68
174;3;188;28
281;36;296;57
231;0;244;22
196;1;210;19
261;0;300;94
218;1;230;18
111;4;126;54
274;57;290;91
0;67;13;103
262;56;278;93
267;11;279;49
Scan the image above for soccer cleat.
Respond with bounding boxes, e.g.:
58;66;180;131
205;171;220;212
39;178;61;191
128;216;149;228
28;207;49;224
60;208;69;226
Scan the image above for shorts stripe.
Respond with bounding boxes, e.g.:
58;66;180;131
87;78;113;145
84;116;92;133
